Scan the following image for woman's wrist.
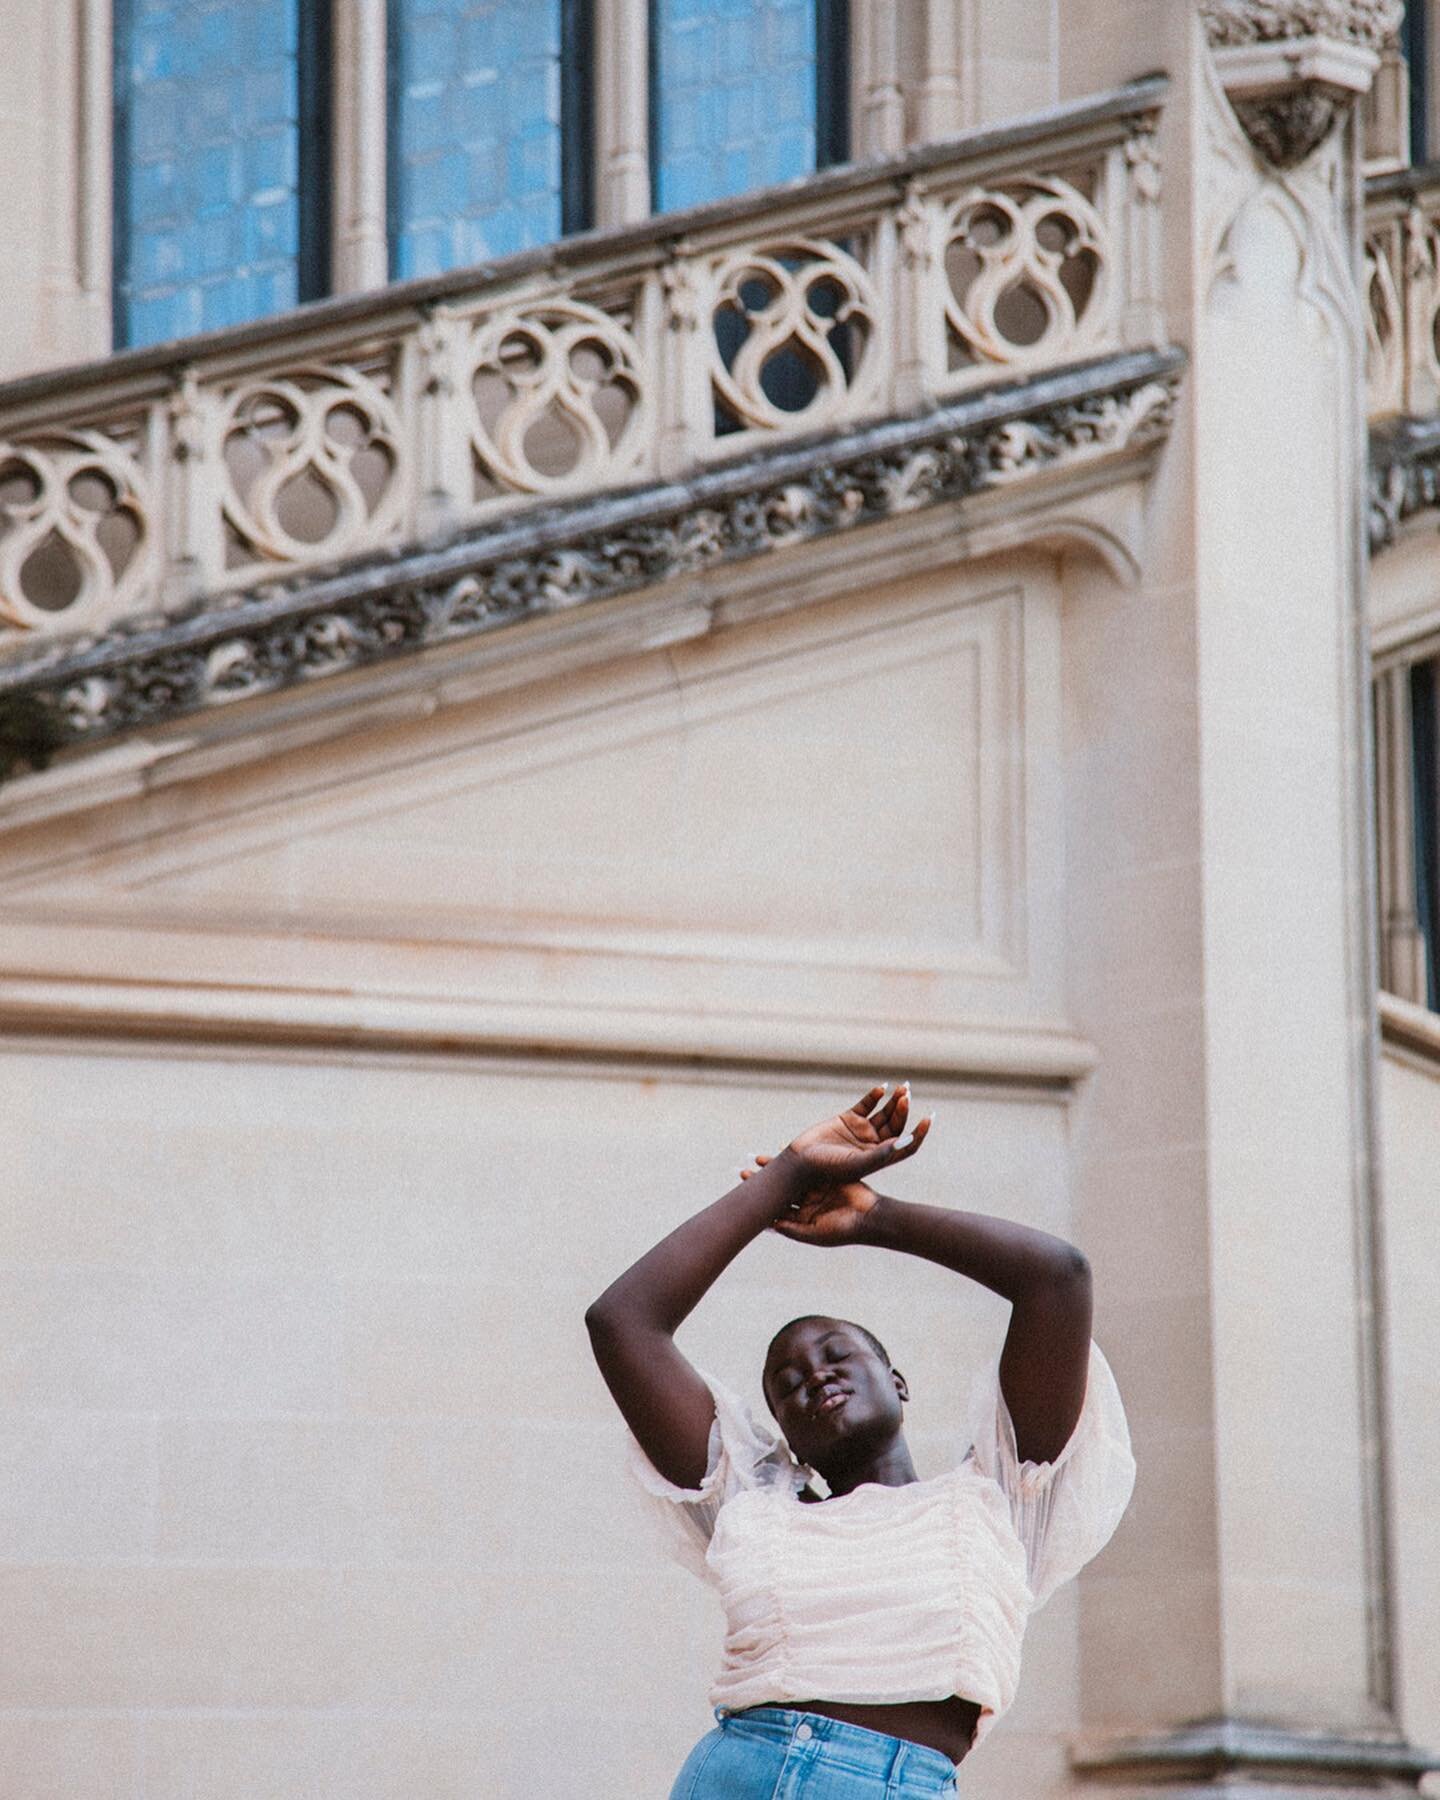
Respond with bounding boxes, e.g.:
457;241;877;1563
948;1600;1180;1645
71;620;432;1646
853;1192;911;1248
750;1147;810;1218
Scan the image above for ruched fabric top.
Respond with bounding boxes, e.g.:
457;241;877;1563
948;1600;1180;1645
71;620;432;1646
626;1342;1134;1750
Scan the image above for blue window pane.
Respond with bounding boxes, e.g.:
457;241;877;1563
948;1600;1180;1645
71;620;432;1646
389;1;563;281
654;0;817;212
115;0;301;348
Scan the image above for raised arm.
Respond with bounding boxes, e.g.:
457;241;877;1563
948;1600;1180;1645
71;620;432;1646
855;1198;1092;1464
749;1103;1091;1464
585;1087;925;1489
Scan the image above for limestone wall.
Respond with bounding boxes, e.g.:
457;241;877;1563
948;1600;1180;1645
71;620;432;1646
0;1039;1087;1797
0;547;1118;1797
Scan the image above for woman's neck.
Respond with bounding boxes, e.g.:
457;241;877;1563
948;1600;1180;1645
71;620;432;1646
819;1436;919;1496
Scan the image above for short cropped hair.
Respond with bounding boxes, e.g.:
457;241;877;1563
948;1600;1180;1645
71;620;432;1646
765;1314;891;1373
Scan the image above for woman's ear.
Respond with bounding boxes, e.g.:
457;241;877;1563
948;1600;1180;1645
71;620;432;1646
892;1369;910;1403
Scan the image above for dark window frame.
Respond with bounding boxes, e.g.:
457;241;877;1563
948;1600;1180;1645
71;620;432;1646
1411;658;1440;1010
1404;0;1429;165
297;0;336;304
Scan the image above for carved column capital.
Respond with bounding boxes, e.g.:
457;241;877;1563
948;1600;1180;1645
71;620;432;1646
1200;0;1402;167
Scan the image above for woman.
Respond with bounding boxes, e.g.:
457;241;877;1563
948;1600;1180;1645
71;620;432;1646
585;1084;1134;1798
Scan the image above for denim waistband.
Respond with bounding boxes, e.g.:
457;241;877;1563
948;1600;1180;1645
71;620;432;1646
716;1707;959;1789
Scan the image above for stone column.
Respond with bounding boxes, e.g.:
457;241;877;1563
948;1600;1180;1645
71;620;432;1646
1055;1;1439;1794
0;0;111;378
851;0;906;158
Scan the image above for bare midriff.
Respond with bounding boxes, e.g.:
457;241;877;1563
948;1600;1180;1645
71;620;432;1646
781;1696;982;1765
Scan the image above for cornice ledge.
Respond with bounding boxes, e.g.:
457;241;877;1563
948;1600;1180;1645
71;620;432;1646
0;969;1099;1089
1200;0;1402;52
0;346;1185;784
1368;413;1440;551
1073;1717;1440;1789
1379;987;1440;1067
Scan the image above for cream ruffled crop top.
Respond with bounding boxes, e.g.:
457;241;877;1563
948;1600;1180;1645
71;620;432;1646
627;1341;1134;1748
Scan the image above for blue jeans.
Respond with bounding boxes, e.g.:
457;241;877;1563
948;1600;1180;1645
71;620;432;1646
669;1708;960;1798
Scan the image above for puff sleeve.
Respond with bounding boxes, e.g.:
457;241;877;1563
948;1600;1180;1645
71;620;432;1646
625;1372;803;1581
964;1340;1136;1608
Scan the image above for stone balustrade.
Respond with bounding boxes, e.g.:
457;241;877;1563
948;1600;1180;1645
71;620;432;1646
0;81;1164;653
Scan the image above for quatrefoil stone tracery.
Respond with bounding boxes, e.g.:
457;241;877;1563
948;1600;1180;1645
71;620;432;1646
465;299;646;496
941;177;1110;371
218;365;404;569
708;238;880;435
0;430;151;631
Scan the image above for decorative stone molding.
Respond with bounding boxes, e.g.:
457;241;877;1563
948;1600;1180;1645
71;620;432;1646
1201;0;1398;168
0;348;1183;778
1073;1715;1440;1794
1200;0;1402;52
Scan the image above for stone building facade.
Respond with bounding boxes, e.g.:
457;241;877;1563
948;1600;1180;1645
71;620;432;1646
0;2;1437;1796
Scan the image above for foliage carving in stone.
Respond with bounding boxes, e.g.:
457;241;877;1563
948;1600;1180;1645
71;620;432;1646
0;352;1183;770
466;299;646;499
983;381;1177;481
217;364;404;571
1202;0;1397;168
708;238;880;436
1369;417;1440;550
940;178;1108;375
1199;0;1403;51
0;429;151;630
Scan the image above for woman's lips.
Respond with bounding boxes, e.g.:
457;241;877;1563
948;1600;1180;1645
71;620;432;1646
816;1390;849;1415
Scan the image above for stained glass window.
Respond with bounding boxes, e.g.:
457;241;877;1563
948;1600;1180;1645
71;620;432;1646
388;0;565;280
113;0;306;349
652;0;821;213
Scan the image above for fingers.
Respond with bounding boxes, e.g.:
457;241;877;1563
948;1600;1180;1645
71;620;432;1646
851;1106;933;1174
883;1113;934;1167
872;1081;911;1139
849;1081;909;1144
845;1085;887;1120
738;1151;774;1182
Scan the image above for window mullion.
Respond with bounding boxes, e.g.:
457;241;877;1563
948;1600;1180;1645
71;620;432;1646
592;0;649;227
332;0;390;292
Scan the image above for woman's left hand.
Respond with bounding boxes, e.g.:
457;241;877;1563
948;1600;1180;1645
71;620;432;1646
738;1084;931;1246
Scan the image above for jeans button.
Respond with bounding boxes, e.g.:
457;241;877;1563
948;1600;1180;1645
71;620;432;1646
795;1722;813;1742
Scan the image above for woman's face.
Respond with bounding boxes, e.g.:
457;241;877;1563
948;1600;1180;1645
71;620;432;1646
762;1316;907;1471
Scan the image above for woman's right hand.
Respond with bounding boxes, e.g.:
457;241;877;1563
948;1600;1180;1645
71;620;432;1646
760;1084;930;1188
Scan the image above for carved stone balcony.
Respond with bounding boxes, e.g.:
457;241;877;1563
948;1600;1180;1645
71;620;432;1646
0;79;1177;781
1366;163;1440;546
